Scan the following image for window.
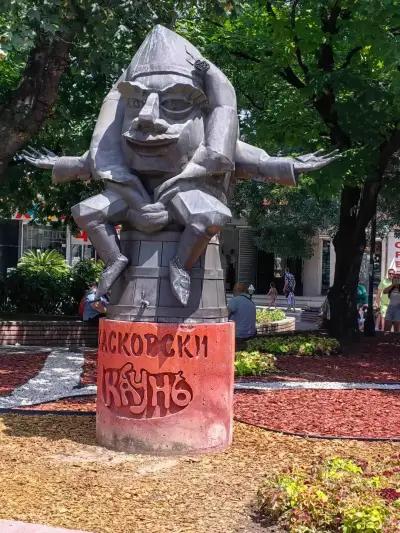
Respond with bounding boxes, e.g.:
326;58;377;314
22;224;66;257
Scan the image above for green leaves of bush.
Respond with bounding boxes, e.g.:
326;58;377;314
234;351;276;377
257;456;400;532
256;308;286;324
247;335;340;357
4;252;103;315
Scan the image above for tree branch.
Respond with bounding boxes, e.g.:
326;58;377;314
266;1;276;18
227;49;263;63
0;32;74;180
290;0;309;80
240;91;264;111
340;46;362;69
279;67;306;89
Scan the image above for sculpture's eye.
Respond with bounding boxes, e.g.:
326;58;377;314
127;98;144;109
161;98;193;113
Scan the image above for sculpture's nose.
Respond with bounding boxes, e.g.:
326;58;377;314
131;92;168;134
138;93;159;128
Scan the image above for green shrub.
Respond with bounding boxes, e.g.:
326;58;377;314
6;250;72;315
247;335;340;357
70;258;104;310
17;249;70;276
256;308;286;324
234;350;276;376
257;456;400;532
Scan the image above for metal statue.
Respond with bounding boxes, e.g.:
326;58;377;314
22;25;337;307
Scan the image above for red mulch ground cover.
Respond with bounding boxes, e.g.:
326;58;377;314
20;395;96;412
239;335;400;384
234;389;400;439
80;348;97;387
3;337;400;439
0;351;48;396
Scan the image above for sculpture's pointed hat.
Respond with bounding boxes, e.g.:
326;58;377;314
123;25;208;87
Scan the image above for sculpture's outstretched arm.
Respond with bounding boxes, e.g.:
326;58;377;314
235;141;296;185
235;140;339;184
21;147;91;184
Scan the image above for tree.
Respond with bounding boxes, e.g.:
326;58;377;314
232;180;339;259
178;0;400;338
0;0;232;223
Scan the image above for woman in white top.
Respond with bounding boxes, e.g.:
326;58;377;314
383;275;400;332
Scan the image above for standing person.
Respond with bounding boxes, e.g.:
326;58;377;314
266;282;278;308
83;283;108;324
382;273;400;332
376;269;395;330
356;281;368;308
225;249;236;291
227;282;256;348
283;267;296;312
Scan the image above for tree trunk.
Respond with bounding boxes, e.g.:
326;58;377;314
0;24;80;182
328;181;380;340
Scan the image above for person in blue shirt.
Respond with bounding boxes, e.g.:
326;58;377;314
83;283;108;324
227;282;257;345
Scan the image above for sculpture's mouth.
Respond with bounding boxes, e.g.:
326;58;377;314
123;132;179;148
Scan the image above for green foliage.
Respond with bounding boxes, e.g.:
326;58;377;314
234;350;276;377
69;258;104;310
247;335;340;357
6;250;71;314
257;455;400;532
0;0;235;222
231;180;339;258
256;307;286;324
342;504;388;533
178;3;400;267
4;252;103;315
17;249;69;276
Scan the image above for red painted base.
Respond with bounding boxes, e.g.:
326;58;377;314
96;319;235;455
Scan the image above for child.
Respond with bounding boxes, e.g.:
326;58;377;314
266;282;278;308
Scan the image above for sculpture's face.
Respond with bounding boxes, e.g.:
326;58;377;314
119;74;205;177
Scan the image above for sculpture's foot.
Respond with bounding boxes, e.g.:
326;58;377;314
96;254;129;297
169;256;191;306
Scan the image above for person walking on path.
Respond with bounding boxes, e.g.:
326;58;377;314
228;282;256;349
376;269;395;330
266;282;278;308
382;273;400;332
283;267;296;312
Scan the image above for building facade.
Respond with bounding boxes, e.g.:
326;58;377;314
1;216;397;297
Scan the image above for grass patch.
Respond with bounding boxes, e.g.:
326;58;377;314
257;455;400;532
235;351;276;377
247;334;340;357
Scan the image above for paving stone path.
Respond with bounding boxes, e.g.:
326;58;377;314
235;381;400;391
0;520;91;533
0;348;95;408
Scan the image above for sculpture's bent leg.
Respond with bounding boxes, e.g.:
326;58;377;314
71;188;129;297
168;191;232;306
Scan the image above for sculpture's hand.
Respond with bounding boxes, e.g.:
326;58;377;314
20;147;58;170
127;202;170;234
293;149;340;175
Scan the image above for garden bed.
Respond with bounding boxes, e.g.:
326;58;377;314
234;389;400;440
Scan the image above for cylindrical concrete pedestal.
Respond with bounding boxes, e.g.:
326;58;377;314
97;319;235;455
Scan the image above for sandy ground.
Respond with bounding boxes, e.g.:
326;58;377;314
0;415;399;533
